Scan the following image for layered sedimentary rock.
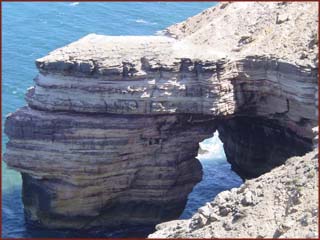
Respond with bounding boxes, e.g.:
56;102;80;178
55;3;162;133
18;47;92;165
6;108;216;228
26;35;318;178
4;1;318;232
217;116;313;178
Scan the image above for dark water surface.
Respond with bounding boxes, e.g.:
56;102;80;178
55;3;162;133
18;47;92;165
2;2;242;237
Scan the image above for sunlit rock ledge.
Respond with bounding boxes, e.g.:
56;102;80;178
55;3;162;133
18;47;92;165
4;1;318;236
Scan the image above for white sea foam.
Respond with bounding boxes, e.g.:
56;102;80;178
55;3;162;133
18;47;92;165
69;2;79;6
197;131;226;160
155;30;166;36
135;19;157;25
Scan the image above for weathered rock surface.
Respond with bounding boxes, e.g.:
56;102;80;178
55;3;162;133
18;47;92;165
217;116;313;178
149;150;319;238
6;107;216;228
165;1;318;69
4;1;318;233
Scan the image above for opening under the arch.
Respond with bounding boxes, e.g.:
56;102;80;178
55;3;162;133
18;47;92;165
180;130;243;219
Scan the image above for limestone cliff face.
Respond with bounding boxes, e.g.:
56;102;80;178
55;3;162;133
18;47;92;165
26;34;318;176
6;108;216;228
4;2;318;231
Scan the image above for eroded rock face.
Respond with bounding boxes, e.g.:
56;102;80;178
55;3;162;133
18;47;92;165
24;36;318;178
218;117;313;179
4;1;318;231
5;107;216;228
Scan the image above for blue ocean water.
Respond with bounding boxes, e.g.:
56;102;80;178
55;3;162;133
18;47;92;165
2;2;242;238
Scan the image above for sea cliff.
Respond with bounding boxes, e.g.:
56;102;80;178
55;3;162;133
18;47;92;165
4;2;318;237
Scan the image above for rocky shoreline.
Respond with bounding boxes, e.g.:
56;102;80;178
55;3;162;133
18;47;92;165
149;148;319;238
4;2;318;237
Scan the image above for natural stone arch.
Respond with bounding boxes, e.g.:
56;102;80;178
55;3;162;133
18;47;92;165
3;5;317;228
6;110;219;228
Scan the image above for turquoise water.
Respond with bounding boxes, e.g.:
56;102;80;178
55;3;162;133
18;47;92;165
2;2;242;238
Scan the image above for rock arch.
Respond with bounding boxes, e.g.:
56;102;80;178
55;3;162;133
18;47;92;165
4;1;319;230
4;34;317;229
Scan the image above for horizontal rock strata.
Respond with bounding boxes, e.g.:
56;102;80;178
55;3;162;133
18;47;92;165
26;34;318;177
5;107;216;228
31;36;317;128
217;116;313;178
4;1;318;233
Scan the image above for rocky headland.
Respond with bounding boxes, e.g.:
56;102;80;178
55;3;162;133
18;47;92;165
4;1;318;237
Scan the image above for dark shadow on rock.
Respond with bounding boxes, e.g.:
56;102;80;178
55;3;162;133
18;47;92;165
2;185;155;238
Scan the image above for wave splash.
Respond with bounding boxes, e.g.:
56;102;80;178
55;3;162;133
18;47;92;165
197;131;226;160
135;19;158;25
69;2;79;7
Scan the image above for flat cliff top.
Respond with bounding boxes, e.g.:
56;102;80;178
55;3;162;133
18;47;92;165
36;34;228;76
36;2;318;76
36;35;178;75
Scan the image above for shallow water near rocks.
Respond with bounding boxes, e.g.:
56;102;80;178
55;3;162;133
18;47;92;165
2;2;242;237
